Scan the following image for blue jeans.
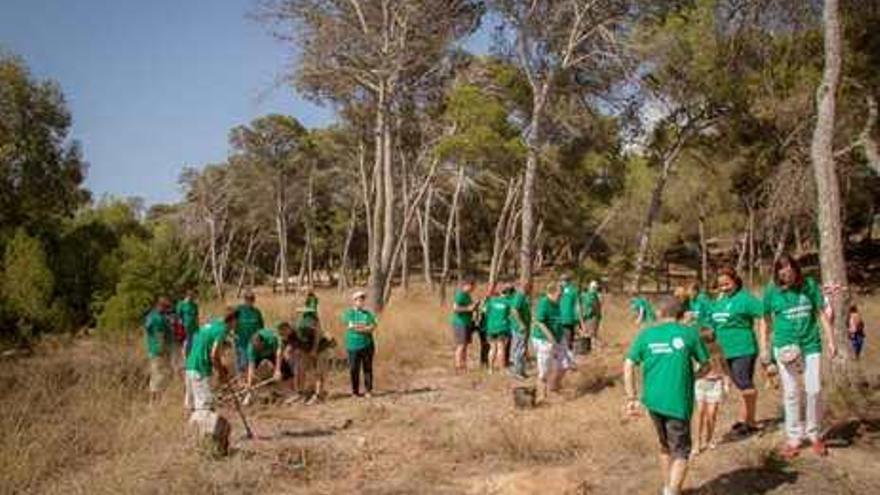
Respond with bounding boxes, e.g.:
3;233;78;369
510;331;527;376
236;345;249;375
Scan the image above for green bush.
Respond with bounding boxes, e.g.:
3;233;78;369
98;222;198;333
1;229;56;341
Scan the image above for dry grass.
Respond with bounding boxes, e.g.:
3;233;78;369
2;285;880;494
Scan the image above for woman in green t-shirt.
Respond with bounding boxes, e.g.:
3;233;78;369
759;255;836;459
451;279;477;373
707;267;763;437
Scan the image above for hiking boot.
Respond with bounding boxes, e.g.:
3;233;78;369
811;439;828;456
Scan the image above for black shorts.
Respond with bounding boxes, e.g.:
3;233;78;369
452;324;472;345
649;411;692;460
727;355;756;390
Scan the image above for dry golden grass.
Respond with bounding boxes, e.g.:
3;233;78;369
2;285;879;494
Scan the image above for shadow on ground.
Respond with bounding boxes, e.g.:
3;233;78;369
687;466;798;494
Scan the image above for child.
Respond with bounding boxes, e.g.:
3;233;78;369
849;305;866;360
693;327;729;456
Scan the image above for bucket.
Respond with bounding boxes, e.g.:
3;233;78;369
513;386;537;409
574;336;592;355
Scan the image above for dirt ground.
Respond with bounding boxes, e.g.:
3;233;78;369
215;289;880;495
3;286;879;494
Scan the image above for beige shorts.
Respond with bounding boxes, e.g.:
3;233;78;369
532;339;567;380
694;378;724;404
149;356;170;393
185;370;214;411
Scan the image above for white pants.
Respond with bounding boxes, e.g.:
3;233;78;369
185;370;214;412
776;351;822;446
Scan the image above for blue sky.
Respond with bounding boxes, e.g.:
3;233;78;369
1;0;337;205
1;1;494;205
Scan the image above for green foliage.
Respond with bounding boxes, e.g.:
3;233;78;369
1;229;55;341
0;54;89;240
98;222;198;332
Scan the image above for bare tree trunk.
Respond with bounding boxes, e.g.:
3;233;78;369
489;178;520;288
367;86;388;310
207;217;224;300
339;207;357;292
773;222;790;265
520;92;545;291
633;139;686;293
698;206;708;288
418;186;434;291
236;229;259;297
455;192;462;284
578;204;619;263
440;165;464;302
735;231;748;273
276;172;290;294
401;150;410;293
305;170;315;289
747;205;755;287
810;0;851;376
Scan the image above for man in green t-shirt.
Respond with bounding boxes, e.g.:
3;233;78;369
558;274;579;368
451;279;477;373
531;282;568;401
630;295;657;325
578;280;602;347
184;309;237;413
759;255;836;459
507;280;531;379
175;290;200;358
234;291;265;375
342;290;378;397
245;327;284;392
144;296;173;402
624;296;709;495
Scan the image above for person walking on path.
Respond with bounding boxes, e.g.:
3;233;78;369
631;295;657;326
693;327;730;456
484;282;514;374
760;254;837;459
234;291;265;376
176;290;200;358
707;267;763;439
848;304;866;360
451;279;478;373
145;296;173;403
624;296;710;495
558;274;580;369
507;280;532;379
579;280;602;347
184;309;237;415
342;290;378;398
531;282;567;402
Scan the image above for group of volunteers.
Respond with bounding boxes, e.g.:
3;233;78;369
450;274;603;401
143;287;381;420
623;254;860;495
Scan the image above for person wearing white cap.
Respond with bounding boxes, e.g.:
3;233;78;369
341;290;378;397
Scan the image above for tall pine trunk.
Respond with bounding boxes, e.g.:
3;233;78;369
811;0;851;376
440;166;464;302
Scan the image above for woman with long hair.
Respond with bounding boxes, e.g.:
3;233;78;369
759;254;837;458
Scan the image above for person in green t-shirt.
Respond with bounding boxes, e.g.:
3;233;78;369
342;290;378;397
184;309;237;413
507;280;532;379
682;282;711;330
234;290;265;375
558;274;579;369
630;295;657;326
451;279;478;373
245;327;284;391
707;267;763;438
144;296;173;402
759;254;836;459
175;290;200;358
304;290;319;311
531;282;566;401
578;280;603;347
484;282;519;374
624;296;710;495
